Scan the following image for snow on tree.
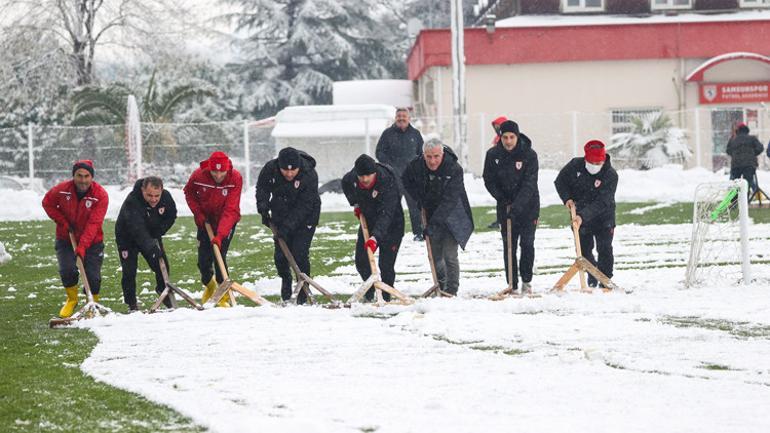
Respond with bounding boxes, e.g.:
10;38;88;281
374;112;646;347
225;0;405;117
608;111;692;169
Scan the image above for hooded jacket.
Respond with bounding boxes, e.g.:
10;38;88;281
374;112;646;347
726;132;764;169
256;150;321;231
183;160;242;239
483;132;540;223
342;162;405;242
402;146;474;249
554;155;618;228
115;179;177;251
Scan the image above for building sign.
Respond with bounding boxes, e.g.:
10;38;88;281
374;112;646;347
699;82;770;104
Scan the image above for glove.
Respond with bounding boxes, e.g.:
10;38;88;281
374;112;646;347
353;206;362;219
260;212;271;228
147;244;162;270
365;236;378;252
422;225;432;239
75;245;86;259
194;213;206;228
211;235;223;249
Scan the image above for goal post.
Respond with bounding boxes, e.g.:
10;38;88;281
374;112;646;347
685;179;751;288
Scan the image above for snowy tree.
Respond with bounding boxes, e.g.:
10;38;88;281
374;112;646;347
0;0;193;86
225;0;404;117
608;111;692;169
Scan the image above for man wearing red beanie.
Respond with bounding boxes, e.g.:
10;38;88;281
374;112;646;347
42;160;109;317
554;140;618;288
183;150;242;306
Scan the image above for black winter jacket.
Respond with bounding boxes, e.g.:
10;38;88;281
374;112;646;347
554;155;618;228
342;163;405;242
726;133;764;169
115;179;177;251
482;133;540;224
375;124;423;175
402;146;474;249
255;150;321;232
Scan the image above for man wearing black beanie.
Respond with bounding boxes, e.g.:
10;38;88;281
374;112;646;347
342;154;405;301
483;120;540;295
256;147;321;304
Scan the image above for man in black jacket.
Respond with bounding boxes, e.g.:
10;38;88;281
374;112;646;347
256;147;321;304
483;120;540;294
342;154;405;302
376;108;424;240
115;176;177;311
726;122;764;197
402;138;474;296
554;140;618;288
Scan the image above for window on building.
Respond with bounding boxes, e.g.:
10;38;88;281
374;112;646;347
611;108;662;135
739;0;770;8
651;0;692;10
562;0;605;13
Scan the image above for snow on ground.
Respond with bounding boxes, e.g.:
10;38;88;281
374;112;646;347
3;166;768;221
77;222;770;433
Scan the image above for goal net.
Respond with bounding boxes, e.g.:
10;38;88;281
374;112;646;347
684;179;752;288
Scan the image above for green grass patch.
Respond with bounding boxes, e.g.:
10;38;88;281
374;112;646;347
700;363;732;371
661;316;770;339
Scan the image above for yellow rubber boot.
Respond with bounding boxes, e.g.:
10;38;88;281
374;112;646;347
216;293;231;308
92;294;100;303
201;278;217;304
58;285;79;318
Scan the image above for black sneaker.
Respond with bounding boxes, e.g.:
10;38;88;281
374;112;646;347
413;233;424;242
487;221;500;229
128;303;139;313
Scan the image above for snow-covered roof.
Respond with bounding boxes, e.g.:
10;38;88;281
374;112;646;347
496;10;770;28
333;80;413;107
272;104;396;138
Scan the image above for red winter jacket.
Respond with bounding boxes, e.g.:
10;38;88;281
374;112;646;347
42;180;109;249
183;164;242;238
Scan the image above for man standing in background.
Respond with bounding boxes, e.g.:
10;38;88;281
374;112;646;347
376;107;424;241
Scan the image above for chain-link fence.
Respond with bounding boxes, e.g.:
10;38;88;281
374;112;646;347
1;107;769;189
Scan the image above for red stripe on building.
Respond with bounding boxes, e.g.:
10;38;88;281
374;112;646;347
407;21;770;80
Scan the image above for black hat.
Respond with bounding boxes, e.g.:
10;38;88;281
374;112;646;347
72;159;95;177
278;147;301;170
354;154;377;176
498;120;519;136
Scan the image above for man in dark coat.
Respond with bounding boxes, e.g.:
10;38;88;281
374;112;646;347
376;108;424;240
342;154;405;302
483;120;540;294
256;147;321;304
726;122;764;197
402;138;474;296
115;176;177;311
554;140;618;288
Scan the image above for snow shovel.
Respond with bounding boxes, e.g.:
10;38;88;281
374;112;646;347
550;205;626;294
269;222;340;307
420;208;452;298
49;232;113;328
346;214;414;307
149;241;204;313
203;222;272;307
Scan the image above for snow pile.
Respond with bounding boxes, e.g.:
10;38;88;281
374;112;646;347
2;166;767;222
0;241;11;265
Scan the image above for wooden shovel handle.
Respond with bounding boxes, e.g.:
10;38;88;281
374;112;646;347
68;232;94;303
204;222;230;281
421;208;440;286
359;214;379;276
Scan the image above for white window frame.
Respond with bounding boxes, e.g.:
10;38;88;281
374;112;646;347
739;0;770;8
562;0;605;14
650;0;693;11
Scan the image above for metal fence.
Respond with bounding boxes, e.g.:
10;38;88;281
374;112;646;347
1;107;769;189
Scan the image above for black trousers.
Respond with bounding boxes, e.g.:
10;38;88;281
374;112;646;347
730;166;758;197
274;225;315;303
404;190;423;236
579;225;615;287
500;217;537;287
197;224;236;285
429;230;460;295
55;240;104;295
355;228;403;302
117;238;166;307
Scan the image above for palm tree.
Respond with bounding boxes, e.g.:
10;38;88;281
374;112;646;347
608;111;691;169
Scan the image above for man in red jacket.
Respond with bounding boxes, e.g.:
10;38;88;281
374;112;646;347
42;160;109;318
184;151;242;306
